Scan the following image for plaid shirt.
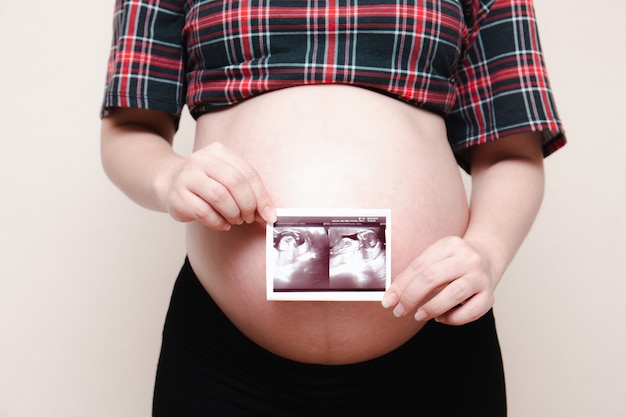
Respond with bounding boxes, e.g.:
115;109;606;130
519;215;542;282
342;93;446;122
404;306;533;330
102;0;565;169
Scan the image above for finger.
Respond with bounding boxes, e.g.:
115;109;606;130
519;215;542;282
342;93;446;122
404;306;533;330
385;236;465;294
204;144;276;224
168;187;232;231
201;158;257;224
254;207;276;225
246;173;277;224
431;292;494;326
413;275;481;321
382;251;445;309
382;258;461;317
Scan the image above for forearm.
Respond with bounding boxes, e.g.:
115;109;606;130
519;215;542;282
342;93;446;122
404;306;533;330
100;109;183;213
464;133;545;288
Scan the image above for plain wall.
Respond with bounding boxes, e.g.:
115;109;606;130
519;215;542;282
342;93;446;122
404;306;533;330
1;1;624;416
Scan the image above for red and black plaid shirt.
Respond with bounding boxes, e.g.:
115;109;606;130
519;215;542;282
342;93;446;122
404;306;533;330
102;0;565;169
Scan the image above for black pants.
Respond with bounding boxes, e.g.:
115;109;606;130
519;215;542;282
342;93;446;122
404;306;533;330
153;258;507;416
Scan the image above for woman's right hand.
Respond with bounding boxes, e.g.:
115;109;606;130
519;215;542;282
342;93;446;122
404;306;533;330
102;108;276;231
162;142;277;231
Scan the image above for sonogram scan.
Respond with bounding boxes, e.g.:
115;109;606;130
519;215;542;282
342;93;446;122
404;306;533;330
266;209;391;301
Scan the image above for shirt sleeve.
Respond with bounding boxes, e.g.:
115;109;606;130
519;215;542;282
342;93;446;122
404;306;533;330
446;0;566;172
101;0;187;123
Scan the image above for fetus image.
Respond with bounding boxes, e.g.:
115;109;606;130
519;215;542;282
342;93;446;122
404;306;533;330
272;225;386;292
328;227;386;290
272;227;331;291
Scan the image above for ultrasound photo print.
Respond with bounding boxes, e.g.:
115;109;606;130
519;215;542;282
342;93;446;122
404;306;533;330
266;209;391;301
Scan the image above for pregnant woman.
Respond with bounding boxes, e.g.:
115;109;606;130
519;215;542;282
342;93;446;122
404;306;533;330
100;0;565;414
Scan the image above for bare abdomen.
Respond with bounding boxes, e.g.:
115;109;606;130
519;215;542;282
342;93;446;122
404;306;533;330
185;85;469;364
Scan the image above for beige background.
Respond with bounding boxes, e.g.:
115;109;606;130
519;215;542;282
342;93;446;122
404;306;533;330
1;1;624;416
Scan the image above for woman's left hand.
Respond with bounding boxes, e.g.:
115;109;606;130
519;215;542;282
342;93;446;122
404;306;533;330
381;236;496;326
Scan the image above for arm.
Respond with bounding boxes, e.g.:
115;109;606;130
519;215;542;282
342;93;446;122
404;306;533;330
382;132;545;325
101;108;276;231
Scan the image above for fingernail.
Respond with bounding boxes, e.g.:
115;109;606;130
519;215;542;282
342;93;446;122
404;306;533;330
414;309;427;321
381;292;398;309
262;206;277;223
392;303;405;318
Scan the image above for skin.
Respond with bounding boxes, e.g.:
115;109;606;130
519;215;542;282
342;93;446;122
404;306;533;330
101;85;544;364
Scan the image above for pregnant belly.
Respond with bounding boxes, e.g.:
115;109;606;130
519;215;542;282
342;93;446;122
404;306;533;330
185;86;469;364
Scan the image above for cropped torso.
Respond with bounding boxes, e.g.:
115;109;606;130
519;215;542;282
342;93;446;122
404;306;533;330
184;2;471;363
102;0;565;364
186;85;469;364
